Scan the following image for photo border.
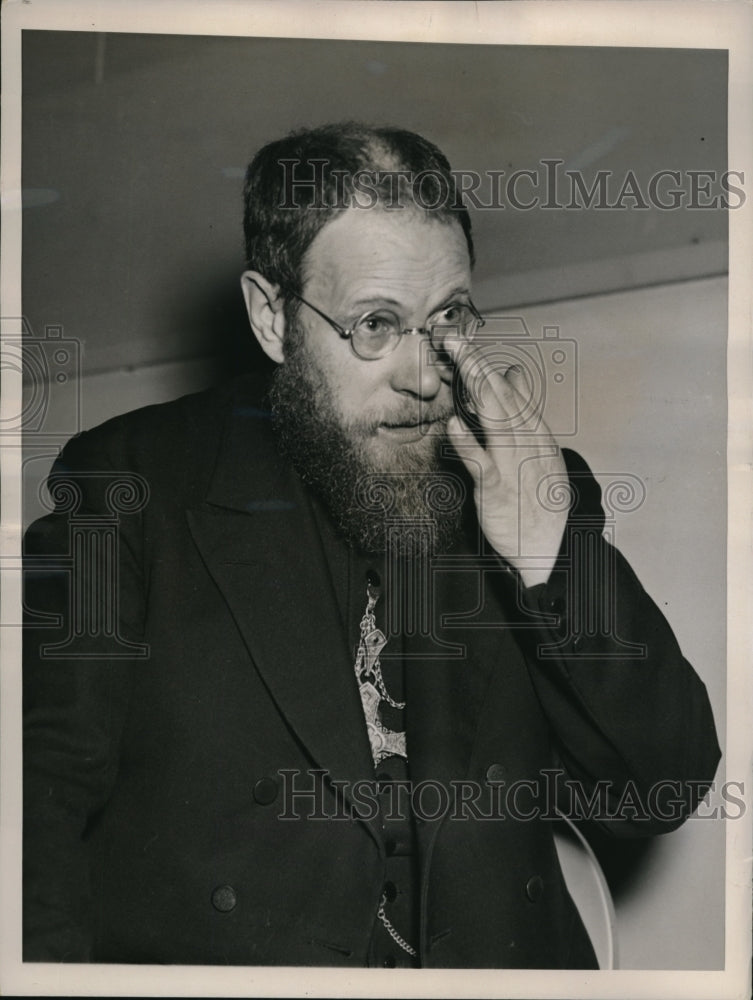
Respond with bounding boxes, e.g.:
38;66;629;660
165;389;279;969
2;2;751;997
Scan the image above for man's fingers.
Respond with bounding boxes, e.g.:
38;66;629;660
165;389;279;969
504;363;528;394
456;357;533;432
439;333;544;441
446;414;488;478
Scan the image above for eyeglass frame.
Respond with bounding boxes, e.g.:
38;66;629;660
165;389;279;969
284;289;486;360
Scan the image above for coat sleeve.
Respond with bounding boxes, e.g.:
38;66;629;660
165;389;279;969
23;426;145;960
510;449;721;836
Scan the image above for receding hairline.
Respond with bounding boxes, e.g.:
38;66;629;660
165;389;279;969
295;202;472;295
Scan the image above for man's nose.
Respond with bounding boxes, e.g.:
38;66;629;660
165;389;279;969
387;332;453;398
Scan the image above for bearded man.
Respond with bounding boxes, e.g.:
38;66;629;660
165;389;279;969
23;122;720;968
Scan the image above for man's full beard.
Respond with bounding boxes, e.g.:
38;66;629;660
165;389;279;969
267;329;466;556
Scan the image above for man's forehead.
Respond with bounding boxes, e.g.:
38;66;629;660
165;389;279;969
301;206;472;306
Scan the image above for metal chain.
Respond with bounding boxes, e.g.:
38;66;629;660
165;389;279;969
377;893;417;958
359;588;377;633
371;660;405;710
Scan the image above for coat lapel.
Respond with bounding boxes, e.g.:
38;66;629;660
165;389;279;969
185;388;377;828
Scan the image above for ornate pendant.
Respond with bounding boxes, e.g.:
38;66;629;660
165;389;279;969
358;680;408;766
354;599;407;766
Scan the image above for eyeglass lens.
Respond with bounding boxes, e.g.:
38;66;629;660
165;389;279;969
351;306;480;359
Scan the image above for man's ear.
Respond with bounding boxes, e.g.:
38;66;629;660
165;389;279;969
240;271;287;364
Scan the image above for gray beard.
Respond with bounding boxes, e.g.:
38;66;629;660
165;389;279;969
267;331;466;556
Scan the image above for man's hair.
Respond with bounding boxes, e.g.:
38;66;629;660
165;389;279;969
242;121;475;297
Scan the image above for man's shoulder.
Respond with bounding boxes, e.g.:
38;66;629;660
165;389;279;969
53;375;274;498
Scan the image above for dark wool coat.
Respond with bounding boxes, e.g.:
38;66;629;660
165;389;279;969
23;376;721;967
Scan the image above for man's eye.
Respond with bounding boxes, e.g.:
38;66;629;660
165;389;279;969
434;304;467;325
357;313;397;336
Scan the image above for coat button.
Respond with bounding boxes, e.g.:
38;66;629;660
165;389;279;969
486;763;505;783
525;875;544;902
253;777;279;805
383;955;396;967
366;569;381;588
383;880;397;902
547;596;566;617
211;884;237;912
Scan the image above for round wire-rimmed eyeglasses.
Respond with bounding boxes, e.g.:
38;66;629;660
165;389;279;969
286;290;485;361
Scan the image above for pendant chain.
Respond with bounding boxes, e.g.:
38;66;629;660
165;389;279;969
356;583;405;710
